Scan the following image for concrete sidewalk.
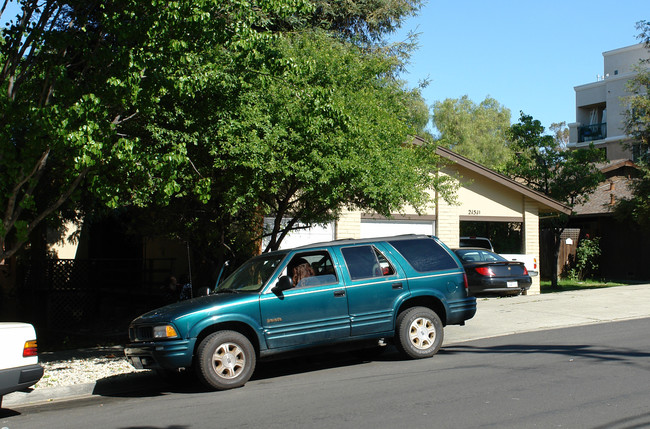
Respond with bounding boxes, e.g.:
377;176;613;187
444;283;650;344
4;284;650;409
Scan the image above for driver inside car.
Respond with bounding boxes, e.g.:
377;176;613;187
288;257;315;288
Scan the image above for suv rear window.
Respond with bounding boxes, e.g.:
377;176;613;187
388;238;458;272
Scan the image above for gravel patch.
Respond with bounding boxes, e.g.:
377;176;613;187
35;346;148;390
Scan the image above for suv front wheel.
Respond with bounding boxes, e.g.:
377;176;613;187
396;307;443;359
195;330;256;390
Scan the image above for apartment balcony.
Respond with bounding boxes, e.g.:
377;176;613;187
578;122;607;143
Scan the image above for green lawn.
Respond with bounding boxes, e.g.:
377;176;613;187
540;279;628;293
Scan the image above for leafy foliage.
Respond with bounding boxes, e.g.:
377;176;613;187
0;0;315;260
567;236;601;281
303;0;425;44
432;96;512;169
1;0;446;263
623;20;650;152
136;28;452;252
615;167;650;230
549;122;570;149
618;20;650;230
505;113;604;206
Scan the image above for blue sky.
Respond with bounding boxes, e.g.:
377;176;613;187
391;1;645;132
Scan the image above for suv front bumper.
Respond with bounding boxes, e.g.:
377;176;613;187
125;338;196;371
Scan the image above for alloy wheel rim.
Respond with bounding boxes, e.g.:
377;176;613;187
408;317;435;350
212;342;246;379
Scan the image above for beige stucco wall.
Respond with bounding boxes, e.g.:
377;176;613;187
49;221;81;259
434;174;460;248
454;169;524;219
335;209;362;239
523;198;540;294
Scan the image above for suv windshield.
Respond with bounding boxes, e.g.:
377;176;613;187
216;253;287;293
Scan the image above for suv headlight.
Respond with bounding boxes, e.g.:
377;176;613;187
153;324;179;339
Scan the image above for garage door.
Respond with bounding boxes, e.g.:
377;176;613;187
360;219;434;238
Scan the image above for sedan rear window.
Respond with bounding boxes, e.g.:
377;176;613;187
388;238;458;272
455;249;507;263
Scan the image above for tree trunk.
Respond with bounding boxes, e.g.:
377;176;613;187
550;226;565;289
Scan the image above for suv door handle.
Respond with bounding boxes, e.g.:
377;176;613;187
333;290;346;297
392;282;403;290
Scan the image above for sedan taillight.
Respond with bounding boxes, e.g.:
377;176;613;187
23;340;38;357
523;266;529;275
475;266;495;277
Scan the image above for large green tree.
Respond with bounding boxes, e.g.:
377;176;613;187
432;95;512;169
132;28;452;258
505;113;605;287
1;0;312;260
1;0;446;266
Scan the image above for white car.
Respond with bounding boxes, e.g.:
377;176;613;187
0;322;44;407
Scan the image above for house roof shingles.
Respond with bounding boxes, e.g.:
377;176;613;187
572;159;638;216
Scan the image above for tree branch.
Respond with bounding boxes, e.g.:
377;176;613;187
1;167;89;261
3;149;50;233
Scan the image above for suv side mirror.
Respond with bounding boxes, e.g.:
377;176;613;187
272;276;293;294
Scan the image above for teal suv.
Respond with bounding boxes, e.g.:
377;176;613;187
125;235;476;390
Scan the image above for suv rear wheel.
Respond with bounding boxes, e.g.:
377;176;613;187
396;307;443;359
195;330;256;390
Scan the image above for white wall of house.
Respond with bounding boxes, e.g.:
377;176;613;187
360;219;434;238
262;219;335;250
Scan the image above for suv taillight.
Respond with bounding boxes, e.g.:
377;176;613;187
23;340;38;357
463;272;469;294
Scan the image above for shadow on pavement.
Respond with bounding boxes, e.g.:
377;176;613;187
0;407;21;417
443;342;650;363
120;425;190;429
93;345;405;399
592;411;650;429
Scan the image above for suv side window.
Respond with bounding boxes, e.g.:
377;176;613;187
286;251;337;288
341;245;385;280
388;238;458;272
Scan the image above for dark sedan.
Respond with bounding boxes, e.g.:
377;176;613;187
453;248;532;296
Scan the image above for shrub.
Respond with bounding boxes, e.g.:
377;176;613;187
567;236;601;281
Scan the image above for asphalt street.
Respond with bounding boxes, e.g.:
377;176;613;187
3;317;650;429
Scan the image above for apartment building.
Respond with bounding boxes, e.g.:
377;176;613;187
568;43;650;161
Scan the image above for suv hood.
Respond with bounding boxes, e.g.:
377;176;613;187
133;292;257;323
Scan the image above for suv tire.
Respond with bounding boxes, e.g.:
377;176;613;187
396;307;443;359
195;330;256;390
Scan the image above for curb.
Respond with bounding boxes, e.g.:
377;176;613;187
3;370;163;409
